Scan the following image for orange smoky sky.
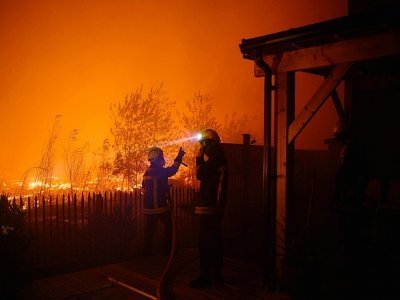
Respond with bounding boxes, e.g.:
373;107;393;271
0;0;347;180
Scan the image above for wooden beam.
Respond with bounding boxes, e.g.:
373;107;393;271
313;71;346;119
255;31;400;75
288;62;352;144
274;71;295;285
330;86;346;120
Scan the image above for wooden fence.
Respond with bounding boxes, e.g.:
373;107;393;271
15;187;197;272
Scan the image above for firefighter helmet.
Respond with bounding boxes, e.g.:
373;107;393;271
148;146;164;163
199;128;220;144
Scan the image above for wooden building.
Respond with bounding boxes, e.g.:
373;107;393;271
239;2;400;293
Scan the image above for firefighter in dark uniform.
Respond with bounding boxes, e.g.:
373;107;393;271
190;129;228;288
142;146;185;256
334;128;370;292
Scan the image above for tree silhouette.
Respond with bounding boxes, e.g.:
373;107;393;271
180;92;221;134
64;129;91;193
15;115;61;197
93;139;114;192
178;92;221;186
220;112;256;144
35;115;61;196
177;92;256;185
110;84;177;190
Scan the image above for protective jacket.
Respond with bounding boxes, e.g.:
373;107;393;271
195;149;228;215
142;162;180;214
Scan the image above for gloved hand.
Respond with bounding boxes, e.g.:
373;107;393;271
174;147;186;163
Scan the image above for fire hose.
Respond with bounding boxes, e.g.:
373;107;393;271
108;194;177;300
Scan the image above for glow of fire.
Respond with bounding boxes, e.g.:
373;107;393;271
28;180;45;189
26;180;72;191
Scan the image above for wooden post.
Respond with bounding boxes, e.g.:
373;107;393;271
274;71;295;285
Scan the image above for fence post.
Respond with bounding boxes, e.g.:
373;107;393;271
114;191;117;213
28;196;31;233
119;191;123;214
81;193;85;234
95;193;103;219
109;191;113;216
49;195;53;243
56;194;59;259
124;191;128;212
68;194;72;258
87;192;92;258
62;194;66;259
42;195;46;235
42;195;46;265
242;133;251;238
138;188;143;251
104;191;108;218
129;191;133;221
74;193;78;258
34;195;38;234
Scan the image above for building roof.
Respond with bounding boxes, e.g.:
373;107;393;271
239;10;400;61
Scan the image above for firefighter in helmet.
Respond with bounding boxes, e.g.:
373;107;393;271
190;128;229;288
142;146;185;255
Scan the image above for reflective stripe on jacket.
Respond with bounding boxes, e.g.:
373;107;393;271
144;206;170;214
194;206;224;215
142;163;179;214
195;149;228;215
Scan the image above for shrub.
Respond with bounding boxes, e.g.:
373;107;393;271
0;195;28;294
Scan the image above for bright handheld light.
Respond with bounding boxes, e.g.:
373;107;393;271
148;133;202;167
147;133;202;168
157;133;202;147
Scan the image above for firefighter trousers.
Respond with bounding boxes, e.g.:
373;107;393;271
198;215;223;280
143;211;172;255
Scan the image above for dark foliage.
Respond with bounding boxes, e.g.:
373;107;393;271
0;195;29;296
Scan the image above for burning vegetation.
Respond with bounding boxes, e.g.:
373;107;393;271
3;84;255;197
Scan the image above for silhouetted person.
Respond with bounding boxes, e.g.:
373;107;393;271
190;129;228;288
142;146;185;255
335;131;370;295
